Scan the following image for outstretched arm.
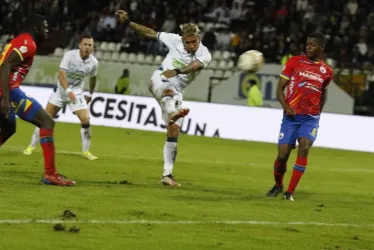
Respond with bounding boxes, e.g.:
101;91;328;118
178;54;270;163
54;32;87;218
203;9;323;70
160;60;204;79
116;10;158;39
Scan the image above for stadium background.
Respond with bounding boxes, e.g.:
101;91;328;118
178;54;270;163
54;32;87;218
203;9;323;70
1;0;374;115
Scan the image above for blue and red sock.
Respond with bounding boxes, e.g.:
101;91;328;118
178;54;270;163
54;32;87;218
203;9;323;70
273;159;287;187
287;156;307;194
40;128;56;175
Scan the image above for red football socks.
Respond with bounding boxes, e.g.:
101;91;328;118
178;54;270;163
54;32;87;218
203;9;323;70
287;156;307;194
39;128;56;175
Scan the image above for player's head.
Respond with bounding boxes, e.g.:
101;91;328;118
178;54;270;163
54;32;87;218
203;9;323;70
122;69;129;77
25;13;48;42
79;35;94;59
180;23;200;55
306;32;325;60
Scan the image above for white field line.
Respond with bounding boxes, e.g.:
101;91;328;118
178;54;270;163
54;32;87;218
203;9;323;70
4;146;374;173
0;219;373;227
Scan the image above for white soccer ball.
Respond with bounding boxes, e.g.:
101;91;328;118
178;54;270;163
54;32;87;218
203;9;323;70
237;50;264;73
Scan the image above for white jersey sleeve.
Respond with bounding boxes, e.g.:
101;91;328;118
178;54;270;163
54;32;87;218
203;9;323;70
59;51;73;71
157;32;180;49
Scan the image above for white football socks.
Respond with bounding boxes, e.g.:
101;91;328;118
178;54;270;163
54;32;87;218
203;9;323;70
81;124;91;152
163;138;178;176
30;127;40;147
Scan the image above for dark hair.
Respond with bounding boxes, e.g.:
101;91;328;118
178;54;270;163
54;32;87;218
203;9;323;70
308;32;326;47
79;34;94;43
25;13;46;29
249;79;257;86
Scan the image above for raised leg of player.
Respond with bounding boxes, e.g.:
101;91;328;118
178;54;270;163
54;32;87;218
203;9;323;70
159;90;189;125
149;74;188;187
266;144;292;197
149;71;189;126
285;137;312;196
24;102;61;155
74;108;97;160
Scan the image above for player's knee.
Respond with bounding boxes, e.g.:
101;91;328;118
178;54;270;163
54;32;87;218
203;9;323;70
40;114;55;129
167;124;180;138
45;103;60;118
276;156;288;164
80;116;90;125
298;146;310;156
298;141;311;156
161;89;174;98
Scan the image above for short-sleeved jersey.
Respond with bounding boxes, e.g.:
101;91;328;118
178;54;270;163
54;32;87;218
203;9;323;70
57;49;99;95
0;33;37;96
280;55;333;115
157;32;211;91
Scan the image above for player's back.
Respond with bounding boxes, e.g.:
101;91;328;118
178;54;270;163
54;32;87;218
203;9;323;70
0;33;37;95
281;55;333;115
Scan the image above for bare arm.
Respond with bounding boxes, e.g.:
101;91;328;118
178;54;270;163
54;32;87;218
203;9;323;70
58;69;76;102
116;10;158;39
89;76;96;95
58;70;70;90
0;51;22;99
277;77;295;115
276;77;290;109
161;60;203;79
320;88;327;112
128;22;158;39
179;60;203;74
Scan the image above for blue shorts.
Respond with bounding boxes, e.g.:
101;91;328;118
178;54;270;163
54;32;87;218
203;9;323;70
1;88;43;124
278;114;320;145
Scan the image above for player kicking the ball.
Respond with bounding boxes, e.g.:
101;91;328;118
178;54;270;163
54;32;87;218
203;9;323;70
0;14;75;185
116;10;211;187
23;35;99;160
266;32;333;201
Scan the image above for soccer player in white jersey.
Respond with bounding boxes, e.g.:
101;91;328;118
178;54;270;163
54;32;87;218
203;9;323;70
23;35;99;160
116;10;212;187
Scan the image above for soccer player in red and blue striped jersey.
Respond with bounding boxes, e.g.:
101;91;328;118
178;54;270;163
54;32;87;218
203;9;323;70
266;32;333;201
0;14;75;186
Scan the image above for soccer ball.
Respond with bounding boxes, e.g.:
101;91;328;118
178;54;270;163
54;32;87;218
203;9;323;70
237;50;264;73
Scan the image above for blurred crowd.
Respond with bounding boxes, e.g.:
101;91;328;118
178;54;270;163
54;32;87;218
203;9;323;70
2;0;374;69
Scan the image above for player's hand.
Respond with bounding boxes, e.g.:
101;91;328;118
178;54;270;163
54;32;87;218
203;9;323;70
116;10;128;23
68;92;77;103
85;95;92;104
284;105;295;116
0;97;11;118
161;69;178;79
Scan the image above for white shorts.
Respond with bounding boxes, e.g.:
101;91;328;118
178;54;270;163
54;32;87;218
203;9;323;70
48;90;88;113
150;69;183;126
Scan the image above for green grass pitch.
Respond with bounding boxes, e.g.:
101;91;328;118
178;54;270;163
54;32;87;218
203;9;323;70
0;121;373;250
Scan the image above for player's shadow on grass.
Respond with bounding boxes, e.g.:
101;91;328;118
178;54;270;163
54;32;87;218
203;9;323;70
0;170;38;179
74;179;135;187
